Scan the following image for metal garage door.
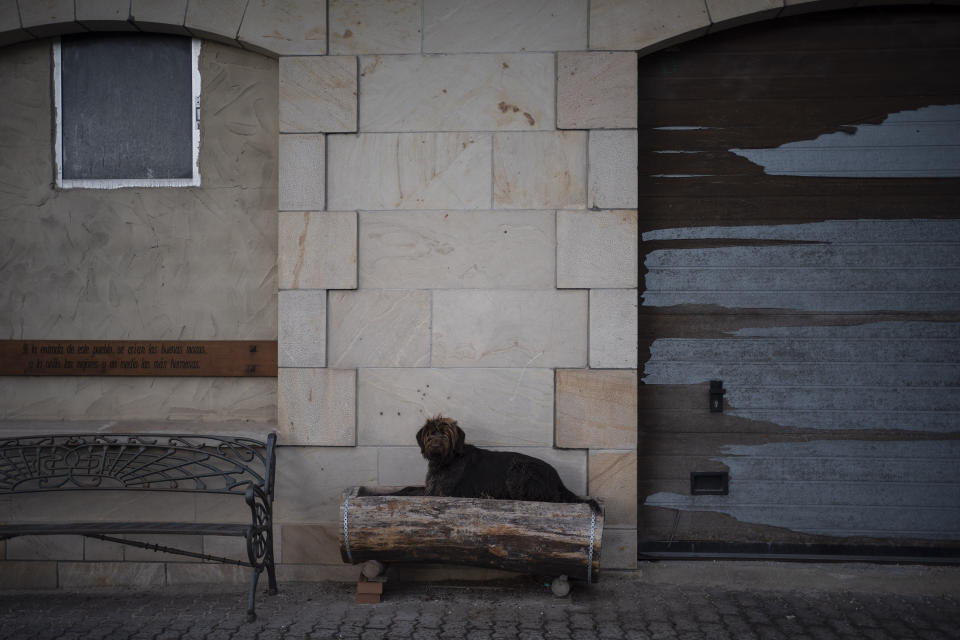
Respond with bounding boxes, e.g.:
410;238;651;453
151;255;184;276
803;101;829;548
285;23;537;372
637;7;960;559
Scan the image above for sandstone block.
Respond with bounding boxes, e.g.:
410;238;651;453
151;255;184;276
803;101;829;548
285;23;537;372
279;211;358;290
423;0;587;53
557;52;637;130
131;0;189;34
122;534;203;562
5;534;83;561
84;536;124;561
273;446;379;522
330;0;421;54
239;0;328;56
327;290;431;367
706;0;784;31
588;129;638;210
590;450;637;527
185;0;247;44
359;53;554;131
19;0;83;37
4;490;196;523
432;290;588;368
557;209;638;289
357;368;555;446
358;210;555;289
278;368;356;446
493;132;586;209
76;0;135;30
491;446;588;495
590;288;638;369
0;561;58;589
166;563;248;584
281;524;342;564
280;56;357;133
556;369;637;449
0;378;276;422
600;528;637;569
278;563;359;582
278;290;326;368
279;134;325;211
0;2;30;46
377;446;426;486
59;561;166;587
328;133;491;210
589;0;710;52
203;533;281;563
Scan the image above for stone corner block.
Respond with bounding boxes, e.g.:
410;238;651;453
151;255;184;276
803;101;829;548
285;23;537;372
494;131;586;210
280;56;358;133
600;528;638;570
558;51;637;130
590;288;638;369
279;134;325;211
558;209;638;289
328;290;431;368
239;0;328;56
278;289;327;368
0;561;58;589
184;0;247;44
329;0;420;55
590;450;638;528
279;211;358;290
278;368;356;446
281;523;342;564
589;0;710;53
273;447;378;521
588;129;638;210
556;369;637;449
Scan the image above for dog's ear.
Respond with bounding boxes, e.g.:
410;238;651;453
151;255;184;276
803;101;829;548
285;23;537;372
452;422;465;454
415;423;428;453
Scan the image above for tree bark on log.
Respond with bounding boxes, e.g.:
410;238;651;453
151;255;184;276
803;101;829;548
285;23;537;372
340;487;603;582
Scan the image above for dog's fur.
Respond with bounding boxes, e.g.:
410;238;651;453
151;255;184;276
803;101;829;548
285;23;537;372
415;415;599;512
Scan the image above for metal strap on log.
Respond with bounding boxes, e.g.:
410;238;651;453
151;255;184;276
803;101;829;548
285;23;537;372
340;486;604;582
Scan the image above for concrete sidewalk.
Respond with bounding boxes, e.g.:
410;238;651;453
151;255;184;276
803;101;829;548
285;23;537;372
1;562;959;639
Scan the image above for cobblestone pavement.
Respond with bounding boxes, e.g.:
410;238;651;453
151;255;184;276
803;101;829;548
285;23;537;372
2;570;959;640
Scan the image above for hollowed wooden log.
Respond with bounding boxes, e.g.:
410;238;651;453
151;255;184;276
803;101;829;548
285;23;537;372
339;487;603;582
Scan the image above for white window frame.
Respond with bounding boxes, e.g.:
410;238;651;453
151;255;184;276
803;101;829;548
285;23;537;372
53;37;201;189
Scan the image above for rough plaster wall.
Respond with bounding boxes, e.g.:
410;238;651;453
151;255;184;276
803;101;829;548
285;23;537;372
0;39;278;421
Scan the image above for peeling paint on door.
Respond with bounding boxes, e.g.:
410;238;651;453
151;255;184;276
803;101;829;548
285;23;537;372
730;105;960;178
645;440;960;539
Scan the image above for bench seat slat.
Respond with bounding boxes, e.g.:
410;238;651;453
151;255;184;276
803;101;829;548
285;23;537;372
0;522;250;537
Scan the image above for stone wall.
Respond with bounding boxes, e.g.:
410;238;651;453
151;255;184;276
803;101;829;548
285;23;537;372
3;0;948;587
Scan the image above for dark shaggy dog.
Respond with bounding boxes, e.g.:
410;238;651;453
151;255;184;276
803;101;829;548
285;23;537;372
415;415;599;512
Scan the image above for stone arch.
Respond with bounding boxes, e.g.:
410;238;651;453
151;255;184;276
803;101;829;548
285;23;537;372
0;1;324;56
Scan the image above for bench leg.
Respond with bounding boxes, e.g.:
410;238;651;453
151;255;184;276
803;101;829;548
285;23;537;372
247;566;262;623
266;554;278;596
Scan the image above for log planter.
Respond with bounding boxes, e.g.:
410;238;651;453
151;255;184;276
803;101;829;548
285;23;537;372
339;487;604;583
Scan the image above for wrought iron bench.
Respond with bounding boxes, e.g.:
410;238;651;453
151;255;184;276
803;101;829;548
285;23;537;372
0;432;278;622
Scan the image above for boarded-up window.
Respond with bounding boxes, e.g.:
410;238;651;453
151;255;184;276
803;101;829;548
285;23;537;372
55;34;200;188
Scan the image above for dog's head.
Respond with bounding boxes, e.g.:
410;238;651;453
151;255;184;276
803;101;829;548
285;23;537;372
416;415;465;463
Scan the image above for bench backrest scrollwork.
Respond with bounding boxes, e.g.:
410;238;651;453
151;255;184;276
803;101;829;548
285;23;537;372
0;433;277;496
